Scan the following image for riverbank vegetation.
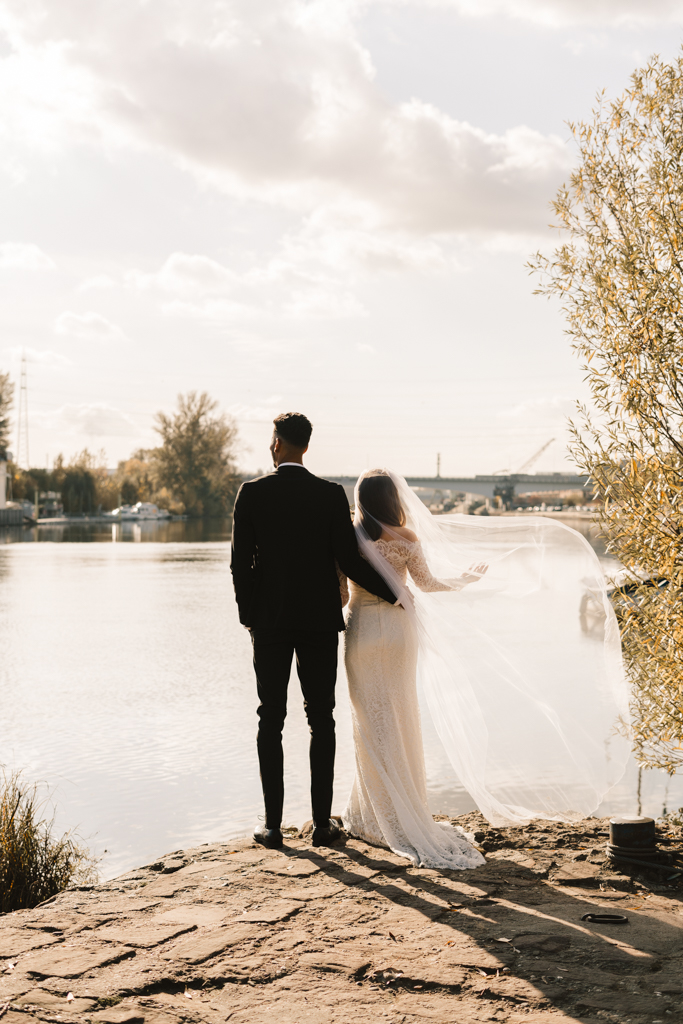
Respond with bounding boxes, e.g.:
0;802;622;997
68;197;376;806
7;391;241;518
0;771;97;913
532;52;683;772
0;370;13;456
152;391;240;517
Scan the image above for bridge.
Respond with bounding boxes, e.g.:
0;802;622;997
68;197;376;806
326;473;591;502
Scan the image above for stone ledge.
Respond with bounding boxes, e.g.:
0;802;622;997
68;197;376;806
0;813;681;1024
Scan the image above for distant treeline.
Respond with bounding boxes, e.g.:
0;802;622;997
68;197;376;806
9;391;241;518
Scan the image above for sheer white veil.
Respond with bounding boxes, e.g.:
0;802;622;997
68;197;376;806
352;469;631;826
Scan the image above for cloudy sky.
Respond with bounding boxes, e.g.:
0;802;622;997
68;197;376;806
0;0;681;477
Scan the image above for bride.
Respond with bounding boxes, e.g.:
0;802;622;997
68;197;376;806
338;469;630;870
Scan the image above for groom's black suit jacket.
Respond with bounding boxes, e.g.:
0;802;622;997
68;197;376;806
230;465;397;631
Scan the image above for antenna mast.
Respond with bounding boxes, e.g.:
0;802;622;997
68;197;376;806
15;352;29;469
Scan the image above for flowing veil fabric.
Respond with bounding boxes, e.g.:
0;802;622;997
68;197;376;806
352;471;631;826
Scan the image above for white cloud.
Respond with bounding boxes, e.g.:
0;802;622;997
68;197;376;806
0;28;98;161
281;204;462;272
77;274;117;292
160;297;261;324
479;231;551;255
126;246;368;322
37;402;138;437
54;310;127;343
284;286;366;319
126;253;238;297
128;205;465;320
228;396;284;423
366;0;683;26
4;345;71;367
0;0;571;239
501;395;577;419
0;242;54;269
124;196;469;324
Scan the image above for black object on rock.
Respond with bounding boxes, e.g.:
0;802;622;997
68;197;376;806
605;816;683;874
608;816;658;860
581;913;629;924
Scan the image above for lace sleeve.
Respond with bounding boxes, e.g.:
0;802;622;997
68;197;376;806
407;541;454;592
336;561;349;607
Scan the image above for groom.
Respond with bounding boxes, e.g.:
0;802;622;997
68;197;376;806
231;412;398;849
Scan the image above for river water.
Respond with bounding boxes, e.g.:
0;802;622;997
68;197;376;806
0;516;680;880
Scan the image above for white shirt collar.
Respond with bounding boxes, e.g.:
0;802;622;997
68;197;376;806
278;462;306;468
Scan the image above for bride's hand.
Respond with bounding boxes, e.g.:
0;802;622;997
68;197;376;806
459;563;488;586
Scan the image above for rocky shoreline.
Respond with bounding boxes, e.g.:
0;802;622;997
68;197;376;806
1;814;682;1024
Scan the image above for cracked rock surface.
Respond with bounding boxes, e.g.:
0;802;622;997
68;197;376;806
1;814;682;1024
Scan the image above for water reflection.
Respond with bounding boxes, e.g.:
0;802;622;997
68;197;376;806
0;515;679;881
0;518;233;545
559;515;609;556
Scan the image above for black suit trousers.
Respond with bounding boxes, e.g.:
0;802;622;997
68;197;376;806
251;629;339;828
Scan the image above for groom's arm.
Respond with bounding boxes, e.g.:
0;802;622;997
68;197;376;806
330;485;398;605
230;483;258;626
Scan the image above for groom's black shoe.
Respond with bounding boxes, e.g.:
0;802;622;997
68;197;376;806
312;819;342;847
253;825;283;849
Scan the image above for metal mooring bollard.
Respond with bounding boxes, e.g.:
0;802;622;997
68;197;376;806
608;816;658;859
610;811;663;868
606;817;683;879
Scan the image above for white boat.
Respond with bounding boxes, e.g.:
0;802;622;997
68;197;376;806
110;502;171;521
134;502;171;520
109;504;137;520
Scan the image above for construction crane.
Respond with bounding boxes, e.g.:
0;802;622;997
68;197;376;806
516;438;555;475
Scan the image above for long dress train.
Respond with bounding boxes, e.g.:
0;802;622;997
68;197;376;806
341;538;485;870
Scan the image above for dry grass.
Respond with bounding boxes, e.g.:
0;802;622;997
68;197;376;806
0;770;98;913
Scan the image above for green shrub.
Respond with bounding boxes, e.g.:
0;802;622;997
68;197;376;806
0;771;98;913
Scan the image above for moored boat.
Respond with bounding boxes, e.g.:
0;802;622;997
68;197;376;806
110;502;171;521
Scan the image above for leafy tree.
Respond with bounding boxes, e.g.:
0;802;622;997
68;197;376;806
58;449;122;512
115;451;156;507
46;450;108;513
0;370;14;456
120;478;138;505
152;392;240;517
61;467;96;515
9;464;55;503
530;53;683;771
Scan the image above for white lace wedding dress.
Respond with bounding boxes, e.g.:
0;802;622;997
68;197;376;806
340;537;485;870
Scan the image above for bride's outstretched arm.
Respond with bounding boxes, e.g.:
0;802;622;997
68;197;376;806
407;541;453;592
407;543;487;593
455;563;488;587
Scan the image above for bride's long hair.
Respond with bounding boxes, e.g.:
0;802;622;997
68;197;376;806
357;472;406;541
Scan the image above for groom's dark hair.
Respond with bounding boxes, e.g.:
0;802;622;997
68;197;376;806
273;412;312;449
